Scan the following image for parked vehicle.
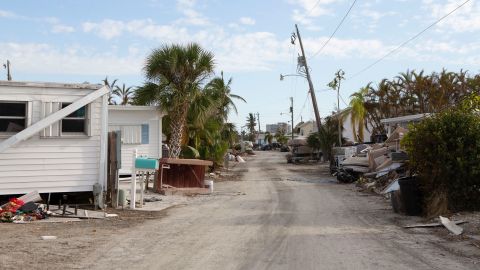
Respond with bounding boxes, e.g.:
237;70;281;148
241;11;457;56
261;144;272;151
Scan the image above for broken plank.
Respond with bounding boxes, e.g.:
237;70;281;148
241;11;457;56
404;220;467;229
440;216;464;235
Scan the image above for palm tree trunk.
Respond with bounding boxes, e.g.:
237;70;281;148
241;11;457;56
168;103;189;158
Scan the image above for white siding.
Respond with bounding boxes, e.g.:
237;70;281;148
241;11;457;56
0;85;104;195
108;107;162;175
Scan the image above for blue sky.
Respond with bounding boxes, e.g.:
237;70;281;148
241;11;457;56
1;0;479;130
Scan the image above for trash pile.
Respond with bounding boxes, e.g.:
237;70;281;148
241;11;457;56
334;126;410;194
0;192;47;223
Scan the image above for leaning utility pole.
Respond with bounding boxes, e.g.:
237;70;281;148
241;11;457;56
295;24;322;133
3;60;12;81
289;97;294;140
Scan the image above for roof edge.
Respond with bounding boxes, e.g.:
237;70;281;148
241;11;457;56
0;80;102;90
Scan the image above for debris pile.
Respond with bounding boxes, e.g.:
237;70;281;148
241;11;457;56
334;127;409;190
0;192;47;223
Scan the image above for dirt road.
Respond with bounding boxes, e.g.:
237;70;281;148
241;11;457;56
2;151;479;269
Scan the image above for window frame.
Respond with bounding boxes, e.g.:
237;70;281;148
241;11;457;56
0;101;28;136
60;103;88;136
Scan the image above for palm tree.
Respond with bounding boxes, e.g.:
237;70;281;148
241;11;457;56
221;122;238;148
348;86;368;142
246;113;256;142
205;72;246;121
114;83;135;105
264;131;273;145
141;43;215;158
318;116;343;163
102;77;118;105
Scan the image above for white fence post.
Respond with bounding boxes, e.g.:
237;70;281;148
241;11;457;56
130;149;138;209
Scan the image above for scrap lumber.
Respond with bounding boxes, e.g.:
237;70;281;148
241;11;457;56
404;220;467;229
440;216;464;235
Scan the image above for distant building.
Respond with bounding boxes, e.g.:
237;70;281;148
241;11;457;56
295;121;318;136
266;122;290;134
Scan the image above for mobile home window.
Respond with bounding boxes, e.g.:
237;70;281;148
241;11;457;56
0;102;27;132
61;103;87;133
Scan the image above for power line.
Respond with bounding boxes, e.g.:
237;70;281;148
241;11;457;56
295;93;310;122
349;0;471;80
305;0;322;17
311;0;358;59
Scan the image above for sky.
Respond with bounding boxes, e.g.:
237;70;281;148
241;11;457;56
1;0;479;131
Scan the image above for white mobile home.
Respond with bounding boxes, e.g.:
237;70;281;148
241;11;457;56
0;81;109;195
108;105;164;175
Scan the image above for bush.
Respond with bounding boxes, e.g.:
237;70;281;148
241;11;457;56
402;108;480;216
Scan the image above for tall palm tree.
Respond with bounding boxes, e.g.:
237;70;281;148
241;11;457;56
246;113;256;142
348;86;368;142
141;43;215;158
102;77;118;105
264;131;273;144
114;83;135;105
205;72;246;121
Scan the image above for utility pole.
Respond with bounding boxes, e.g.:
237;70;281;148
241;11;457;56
328;69;345;146
290;97;294;140
256;112;261;133
295;24;322;133
256;112;261;145
3;60;12;81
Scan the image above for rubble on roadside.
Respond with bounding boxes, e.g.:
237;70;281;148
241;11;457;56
0;191;118;224
334;127;409;191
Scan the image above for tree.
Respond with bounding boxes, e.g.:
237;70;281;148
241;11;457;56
274;127;288;145
246;113;256;142
348;86;368;142
205;72;246;121
102;77;118;105
264;131;273;144
114;83;135;105
317;116;343;163
402;97;480;216
141;43;215;158
328;69;345;146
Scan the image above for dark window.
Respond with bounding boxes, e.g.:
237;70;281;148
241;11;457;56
61;103;86;133
0;102;26;132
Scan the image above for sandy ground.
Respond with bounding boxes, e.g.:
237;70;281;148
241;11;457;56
1;151;479;270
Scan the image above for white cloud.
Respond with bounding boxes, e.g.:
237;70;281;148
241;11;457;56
239;17;256;25
422;0;480;32
83;19;125;39
51;24;75;34
288;0;341;29
0;42;143;76
0;9;17;18
175;0;210;26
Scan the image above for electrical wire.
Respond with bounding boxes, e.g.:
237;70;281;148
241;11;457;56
305;0;322;17
348;0;471;80
310;0;358;59
295;93;310;122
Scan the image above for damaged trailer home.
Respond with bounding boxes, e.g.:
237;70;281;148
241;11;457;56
0;81;109;199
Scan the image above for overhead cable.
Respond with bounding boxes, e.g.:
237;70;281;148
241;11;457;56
348;0;471;80
310;0;358;59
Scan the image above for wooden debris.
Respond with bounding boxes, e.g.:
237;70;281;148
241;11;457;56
404;220;467;229
440;216;464;235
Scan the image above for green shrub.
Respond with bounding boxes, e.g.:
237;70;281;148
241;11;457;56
402;107;480;215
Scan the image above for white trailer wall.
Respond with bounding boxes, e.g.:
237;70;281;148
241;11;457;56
0;82;106;195
108;106;163;175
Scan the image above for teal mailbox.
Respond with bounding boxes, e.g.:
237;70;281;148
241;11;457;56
135;158;159;170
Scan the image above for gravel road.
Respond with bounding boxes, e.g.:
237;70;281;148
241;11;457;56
2;151;478;269
84;151;477;269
